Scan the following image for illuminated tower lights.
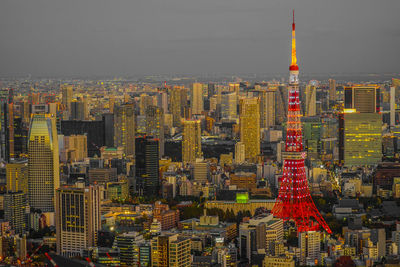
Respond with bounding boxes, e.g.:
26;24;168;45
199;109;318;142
271;11;332;234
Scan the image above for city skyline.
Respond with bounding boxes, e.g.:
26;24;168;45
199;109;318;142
1;2;400;266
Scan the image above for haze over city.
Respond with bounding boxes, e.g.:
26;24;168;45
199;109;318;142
1;0;400;77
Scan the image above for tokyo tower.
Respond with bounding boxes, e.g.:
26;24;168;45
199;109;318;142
271;11;332;234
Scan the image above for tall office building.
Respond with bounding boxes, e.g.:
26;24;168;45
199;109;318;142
6;159;28;194
0;88;13;162
239;98;260;162
170;87;182;127
191;83;204;115
344;86;380;113
328;79;336;103
145;105;165;157
339;112;382;166
151;234;191;267
70;99;85;120
299;231;321;265
305;83;317;117
341;85;382;166
4;191;27;234
260;90;275;128
135;136;159;196
61;85;73;119
390;86;396;127
182;120;202;165
221;92;237;119
56;184;101;257
28;114;59;212
157;91;169;114
114;103;135;157
235;141;245;164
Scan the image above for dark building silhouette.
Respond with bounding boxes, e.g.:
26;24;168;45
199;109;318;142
135;136;159;196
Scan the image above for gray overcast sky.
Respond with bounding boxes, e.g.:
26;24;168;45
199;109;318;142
1;0;399;77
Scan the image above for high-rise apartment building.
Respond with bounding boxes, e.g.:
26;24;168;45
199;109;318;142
182;120;202;165
56;184;101;257
260;89;275;129
305;84;316;117
6;159;28;194
114;103;135;157
146;105;165;157
135;136;159;196
235;141;245;164
4;191;27;234
191;83;204;115
170;87;182;127
151;234;191;267
299;231;321;265
240;98;260;162
28;114;59;212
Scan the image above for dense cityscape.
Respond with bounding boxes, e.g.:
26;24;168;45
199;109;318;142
1;2;400;267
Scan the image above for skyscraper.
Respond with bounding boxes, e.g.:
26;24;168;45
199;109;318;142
0;88;13;162
341;85;382;166
114;103;135;157
56;184;102;257
239;98;260;162
4;191;27;234
135;136;159;196
182;120;202;165
390;86;396;127
344;86;380;113
145;105;165;157
272;12;331;234
328;79;336;103
28;114;59;212
157;90;169;114
305;83;316;117
221;92;237;120
6;159;28;194
61;85;73;120
170;87;182;127
191;83;204;115
339;112;382;166
260;89;275;128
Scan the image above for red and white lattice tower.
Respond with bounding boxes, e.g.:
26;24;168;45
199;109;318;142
271;10;332;234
